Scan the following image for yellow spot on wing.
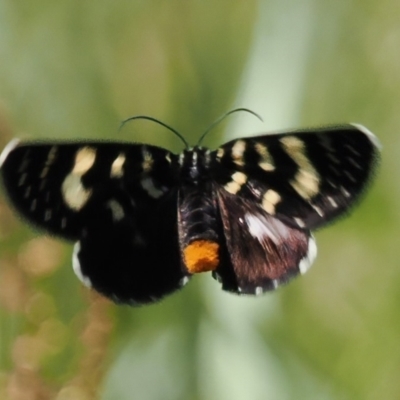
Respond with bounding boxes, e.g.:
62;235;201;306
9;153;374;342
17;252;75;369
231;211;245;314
231;140;246;166
224;171;247;194
280;136;320;199
72;147;96;174
111;153;126;178
262;189;281;214
142;147;154;172
62;147;96;210
254;142;275;171
183;240;219;274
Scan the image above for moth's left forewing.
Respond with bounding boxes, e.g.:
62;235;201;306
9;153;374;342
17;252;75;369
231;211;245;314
0;140;178;239
212;124;380;230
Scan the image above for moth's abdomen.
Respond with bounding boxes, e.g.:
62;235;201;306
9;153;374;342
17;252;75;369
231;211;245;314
178;185;220;274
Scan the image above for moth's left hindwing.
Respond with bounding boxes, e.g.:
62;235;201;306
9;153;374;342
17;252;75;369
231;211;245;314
0;140;190;304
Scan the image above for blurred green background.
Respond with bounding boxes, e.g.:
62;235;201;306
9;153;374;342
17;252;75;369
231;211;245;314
0;1;398;399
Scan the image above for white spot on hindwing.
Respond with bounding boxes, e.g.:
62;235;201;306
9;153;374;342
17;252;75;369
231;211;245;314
72;241;92;288
299;235;317;275
244;213;291;245
255;286;263;296
62;147;96;211
180;276;190;287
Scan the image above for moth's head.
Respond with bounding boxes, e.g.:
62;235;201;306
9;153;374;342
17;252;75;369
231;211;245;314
179;146;212;184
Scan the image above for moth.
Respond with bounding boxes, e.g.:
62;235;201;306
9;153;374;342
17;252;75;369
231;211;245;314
0;119;380;305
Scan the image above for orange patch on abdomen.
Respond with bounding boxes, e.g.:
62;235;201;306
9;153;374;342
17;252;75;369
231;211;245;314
183;240;219;274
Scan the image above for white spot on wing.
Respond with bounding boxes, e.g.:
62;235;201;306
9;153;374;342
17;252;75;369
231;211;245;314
62;147;96;210
281;136;320;200
340;186;351;198
245;213;291;245
140;177;164;198
350;123;382;150
216;148;224;160
224;171;247;194
107;199;125;221
261;189;281;215
62;175;92;211
231;140;246;166
327;196;338;208
72;147;96;174
299;235;317;275
141;147;154;172
0;139;20;168
72;241;92;288
254;142;275;171
255;286;263;296
180;276;190;287
272;279;279;289
294;217;306;228
311;204;324;217
111;153;126;178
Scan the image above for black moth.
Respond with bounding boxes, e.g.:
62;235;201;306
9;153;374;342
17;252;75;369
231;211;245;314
0;122;380;305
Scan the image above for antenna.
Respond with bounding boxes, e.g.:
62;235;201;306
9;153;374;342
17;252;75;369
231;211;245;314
196;108;263;146
119;115;189;149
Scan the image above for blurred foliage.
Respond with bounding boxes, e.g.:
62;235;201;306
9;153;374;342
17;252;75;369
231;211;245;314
0;0;399;399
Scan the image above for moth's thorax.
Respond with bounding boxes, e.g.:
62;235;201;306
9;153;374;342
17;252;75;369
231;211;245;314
178;147;211;184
